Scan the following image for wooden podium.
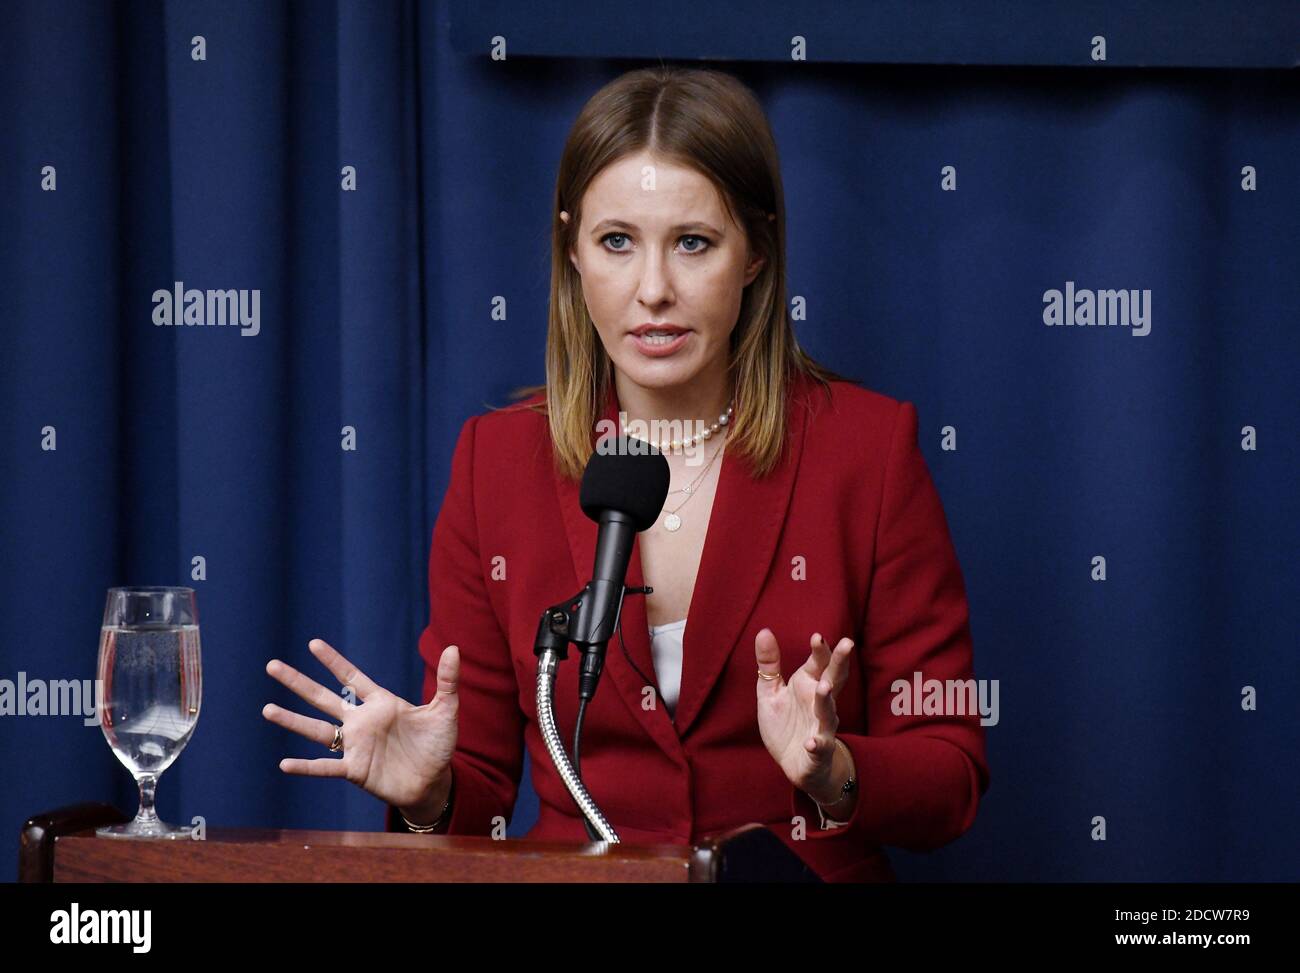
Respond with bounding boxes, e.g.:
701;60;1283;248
20;803;821;883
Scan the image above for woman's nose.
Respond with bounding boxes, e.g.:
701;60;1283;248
636;251;674;305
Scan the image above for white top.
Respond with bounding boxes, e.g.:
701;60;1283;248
647;618;687;718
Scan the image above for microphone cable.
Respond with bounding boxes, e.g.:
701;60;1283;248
574;610;658;842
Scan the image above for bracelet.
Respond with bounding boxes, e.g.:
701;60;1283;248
810;739;857;810
809;739;857;830
400;781;452;832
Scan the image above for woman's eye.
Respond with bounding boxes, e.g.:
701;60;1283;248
599;233;711;255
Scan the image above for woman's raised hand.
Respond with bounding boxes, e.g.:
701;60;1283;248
753;628;854;801
263;639;460;812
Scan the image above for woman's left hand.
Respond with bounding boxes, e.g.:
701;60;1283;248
754;628;854;802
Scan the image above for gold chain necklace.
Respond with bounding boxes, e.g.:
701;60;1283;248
660;434;726;532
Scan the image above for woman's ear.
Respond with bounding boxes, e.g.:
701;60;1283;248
560;210;580;275
743;250;766;286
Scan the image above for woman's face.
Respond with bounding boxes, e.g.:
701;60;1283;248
564;150;765;394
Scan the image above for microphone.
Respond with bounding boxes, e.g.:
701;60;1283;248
571;438;670;699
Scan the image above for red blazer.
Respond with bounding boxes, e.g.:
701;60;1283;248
388;371;990;882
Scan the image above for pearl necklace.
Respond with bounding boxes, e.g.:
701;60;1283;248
616;398;733;528
619;400;735;453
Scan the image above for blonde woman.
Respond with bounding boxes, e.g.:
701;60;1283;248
265;66;989;882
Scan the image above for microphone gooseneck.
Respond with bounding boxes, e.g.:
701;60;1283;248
534;649;619;842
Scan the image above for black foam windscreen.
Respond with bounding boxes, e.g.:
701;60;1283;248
579;439;671;532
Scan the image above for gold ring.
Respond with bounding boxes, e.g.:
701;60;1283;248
328;725;344;751
757;669;781;681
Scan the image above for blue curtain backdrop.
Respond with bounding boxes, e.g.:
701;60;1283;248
1;0;1297;882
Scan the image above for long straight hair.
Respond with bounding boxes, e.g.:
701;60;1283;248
511;65;855;481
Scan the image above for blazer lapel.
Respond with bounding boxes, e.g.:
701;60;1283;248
673;379;807;738
551;376;808;751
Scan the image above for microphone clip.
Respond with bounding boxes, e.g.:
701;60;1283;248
531;583;653;663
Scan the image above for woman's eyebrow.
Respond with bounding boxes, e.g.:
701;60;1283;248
591;218;723;236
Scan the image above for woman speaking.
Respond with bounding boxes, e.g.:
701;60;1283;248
263;66;989;883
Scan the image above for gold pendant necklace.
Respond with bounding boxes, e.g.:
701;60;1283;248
662;436;726;532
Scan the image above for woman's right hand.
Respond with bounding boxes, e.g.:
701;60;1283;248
262;638;460;815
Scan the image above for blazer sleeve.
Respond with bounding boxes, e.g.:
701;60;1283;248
789;400;990;853
386;413;525;834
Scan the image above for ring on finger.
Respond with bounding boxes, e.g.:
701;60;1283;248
328;724;344;752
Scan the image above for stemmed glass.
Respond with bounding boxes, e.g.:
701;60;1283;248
95;586;202;838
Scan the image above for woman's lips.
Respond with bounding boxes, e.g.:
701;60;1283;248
628;330;690;357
